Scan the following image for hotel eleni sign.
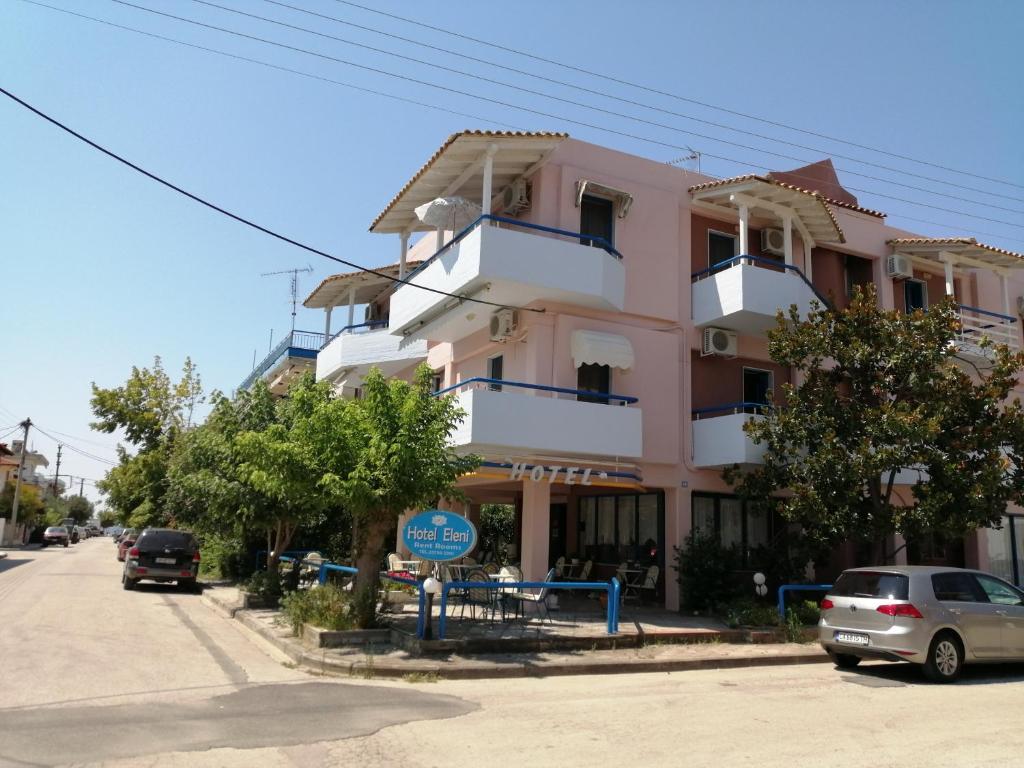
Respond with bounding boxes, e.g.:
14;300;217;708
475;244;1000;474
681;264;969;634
402;510;478;562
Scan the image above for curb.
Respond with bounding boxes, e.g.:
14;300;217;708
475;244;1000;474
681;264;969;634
202;592;831;680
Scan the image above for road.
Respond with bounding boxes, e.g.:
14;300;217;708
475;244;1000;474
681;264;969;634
3;540;1024;767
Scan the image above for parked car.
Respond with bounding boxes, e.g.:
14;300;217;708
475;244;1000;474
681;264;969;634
116;530;138;562
122;528;201;592
76;526;90;540
42;526;70;547
819;565;1024;683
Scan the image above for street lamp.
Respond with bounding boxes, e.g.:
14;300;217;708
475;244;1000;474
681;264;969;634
422;576;441;640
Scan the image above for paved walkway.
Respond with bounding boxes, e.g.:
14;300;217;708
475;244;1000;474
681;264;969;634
203;586;827;680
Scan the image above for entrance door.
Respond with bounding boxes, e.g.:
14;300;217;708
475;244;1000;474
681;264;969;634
549;503;567;567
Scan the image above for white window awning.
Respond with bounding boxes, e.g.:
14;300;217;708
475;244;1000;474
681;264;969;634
571;330;635;370
575;179;634;219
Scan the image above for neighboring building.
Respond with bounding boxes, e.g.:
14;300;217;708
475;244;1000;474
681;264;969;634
0;444;16;494
9;440;49;490
308;130;1024;609
238;329;328;396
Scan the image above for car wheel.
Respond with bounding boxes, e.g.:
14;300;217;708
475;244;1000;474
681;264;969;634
122;575;137;591
923;631;964;683
179;579;201;594
63;541;69;548
830;652;862;669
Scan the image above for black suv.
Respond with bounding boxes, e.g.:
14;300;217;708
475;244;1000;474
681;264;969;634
122;528;201;592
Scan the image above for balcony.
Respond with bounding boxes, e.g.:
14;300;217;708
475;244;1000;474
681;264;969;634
436;378;642;460
953;304;1021;361
691;403;766;469
691;255;824;335
239;330;325;396
316;321;428;387
389;216;626;342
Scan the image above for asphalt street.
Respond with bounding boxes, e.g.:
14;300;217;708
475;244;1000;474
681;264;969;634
4;539;1024;767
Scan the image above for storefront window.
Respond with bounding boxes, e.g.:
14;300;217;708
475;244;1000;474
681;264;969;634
577;491;664;564
987;516;1024;586
691;492;783;567
720;498;743;549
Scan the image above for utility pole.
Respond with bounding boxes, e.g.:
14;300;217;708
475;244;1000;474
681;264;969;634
79;477;84;496
9;418;32;545
51;443;63;497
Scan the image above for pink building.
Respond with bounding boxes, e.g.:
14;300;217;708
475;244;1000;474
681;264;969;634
305;131;1024;609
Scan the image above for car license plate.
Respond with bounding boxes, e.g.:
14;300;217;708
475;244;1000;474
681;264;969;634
155;557;176;565
835;631;869;646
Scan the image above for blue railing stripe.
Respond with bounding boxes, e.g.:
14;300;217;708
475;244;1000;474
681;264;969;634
433;377;638;404
691;401;769;418
691;254;831;308
958;304;1017;324
321;319;389;348
240;330;326;391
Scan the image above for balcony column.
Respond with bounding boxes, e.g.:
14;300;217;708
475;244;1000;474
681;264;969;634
520;477;551;581
782;213;793;267
941;254;955;297
347;285;356;329
481;143;498;223
803;237;813;282
435;227;444;251
323;306;332;339
398;232;409;279
1001;272;1011;317
737;204;749;256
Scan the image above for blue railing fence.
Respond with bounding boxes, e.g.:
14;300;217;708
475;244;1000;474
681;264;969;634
692;401;769;419
240;330;326;391
321;319;390;349
957;304;1017;324
777;583;833;620
433;377;638;405
691;254;831;309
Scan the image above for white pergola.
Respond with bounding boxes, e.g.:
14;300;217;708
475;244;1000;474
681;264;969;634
369;130;568;277
303;264;403;338
689;175;845;280
887;238;1024;316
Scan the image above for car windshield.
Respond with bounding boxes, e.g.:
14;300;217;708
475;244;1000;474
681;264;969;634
138;531;195;550
831;571;910;600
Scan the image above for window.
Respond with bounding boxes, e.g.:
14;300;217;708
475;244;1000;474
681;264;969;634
987;516;1024;586
904;279;927;312
975;574;1024;606
487;355;503;392
580;195;614;249
577;363;611;405
577;491;664;563
932;572;983;602
430;370;444;393
831;571;909;600
743;368;773;409
708;230;737;269
691;492;784;565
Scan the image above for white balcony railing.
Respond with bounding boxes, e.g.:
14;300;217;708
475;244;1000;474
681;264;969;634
691;403;766;469
389;216;626;343
955;304;1021;358
436;378;643;459
691;255;824;335
316;321;427;386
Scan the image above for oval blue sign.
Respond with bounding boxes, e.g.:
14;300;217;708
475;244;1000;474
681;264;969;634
402;510;478;562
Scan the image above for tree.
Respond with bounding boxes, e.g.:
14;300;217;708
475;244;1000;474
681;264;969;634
297;365;479;627
728;285;1024;563
64;495;95;524
92;357;204;526
168;377;332;578
0;484;44;527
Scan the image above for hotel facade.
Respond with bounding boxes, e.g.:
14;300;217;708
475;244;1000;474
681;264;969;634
289;131;1024;610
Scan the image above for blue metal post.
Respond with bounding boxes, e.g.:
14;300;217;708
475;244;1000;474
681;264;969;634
417;586;426;639
777;583;833;620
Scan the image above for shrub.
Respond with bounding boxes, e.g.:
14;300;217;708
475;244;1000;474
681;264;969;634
674;532;743;611
721;598;780;628
783;606;813;643
246;570;284;605
791;599;822;626
280;584;359;634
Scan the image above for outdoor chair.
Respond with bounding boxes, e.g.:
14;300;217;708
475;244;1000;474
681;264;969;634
459;568;497;622
554;556;566;578
509;568;556;624
481;562;499;576
639;565;660;603
299;552;325;587
386;552;403;573
566;559;592;582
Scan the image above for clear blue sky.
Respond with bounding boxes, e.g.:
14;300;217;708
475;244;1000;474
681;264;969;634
2;0;1022;503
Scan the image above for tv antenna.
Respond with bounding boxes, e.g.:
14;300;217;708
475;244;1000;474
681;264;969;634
261;265;313;331
667;147;701;174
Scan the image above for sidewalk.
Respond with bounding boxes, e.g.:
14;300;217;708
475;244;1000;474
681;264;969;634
202;585;829;680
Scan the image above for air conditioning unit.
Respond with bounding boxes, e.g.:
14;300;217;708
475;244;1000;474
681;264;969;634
761;228;785;256
886;254;913;279
702;327;737;357
500;179;530;215
489;309;519;341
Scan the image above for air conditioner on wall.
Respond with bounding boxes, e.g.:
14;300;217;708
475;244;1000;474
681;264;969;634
500;179;530;215
886;255;913;279
490;309;519;341
701;327;737;358
761;228;786;256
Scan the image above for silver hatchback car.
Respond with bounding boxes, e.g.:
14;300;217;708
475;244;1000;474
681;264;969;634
819;565;1024;682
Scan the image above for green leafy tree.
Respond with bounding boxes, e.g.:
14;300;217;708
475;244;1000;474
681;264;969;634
92;357;204;526
729;285;1024;563
168;377;332;578
64;495;95;524
297;365;479;627
0;484;45;526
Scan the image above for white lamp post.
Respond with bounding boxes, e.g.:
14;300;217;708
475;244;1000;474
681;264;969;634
422;575;442;640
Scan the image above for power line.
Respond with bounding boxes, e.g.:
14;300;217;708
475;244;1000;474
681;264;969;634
31;424;122;450
31;426;119;465
329;0;1024;193
16;1;1024;245
0;84;547;314
256;0;1024;209
101;0;1024;233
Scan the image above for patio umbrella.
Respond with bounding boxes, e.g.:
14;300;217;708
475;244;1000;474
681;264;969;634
414;196;482;231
